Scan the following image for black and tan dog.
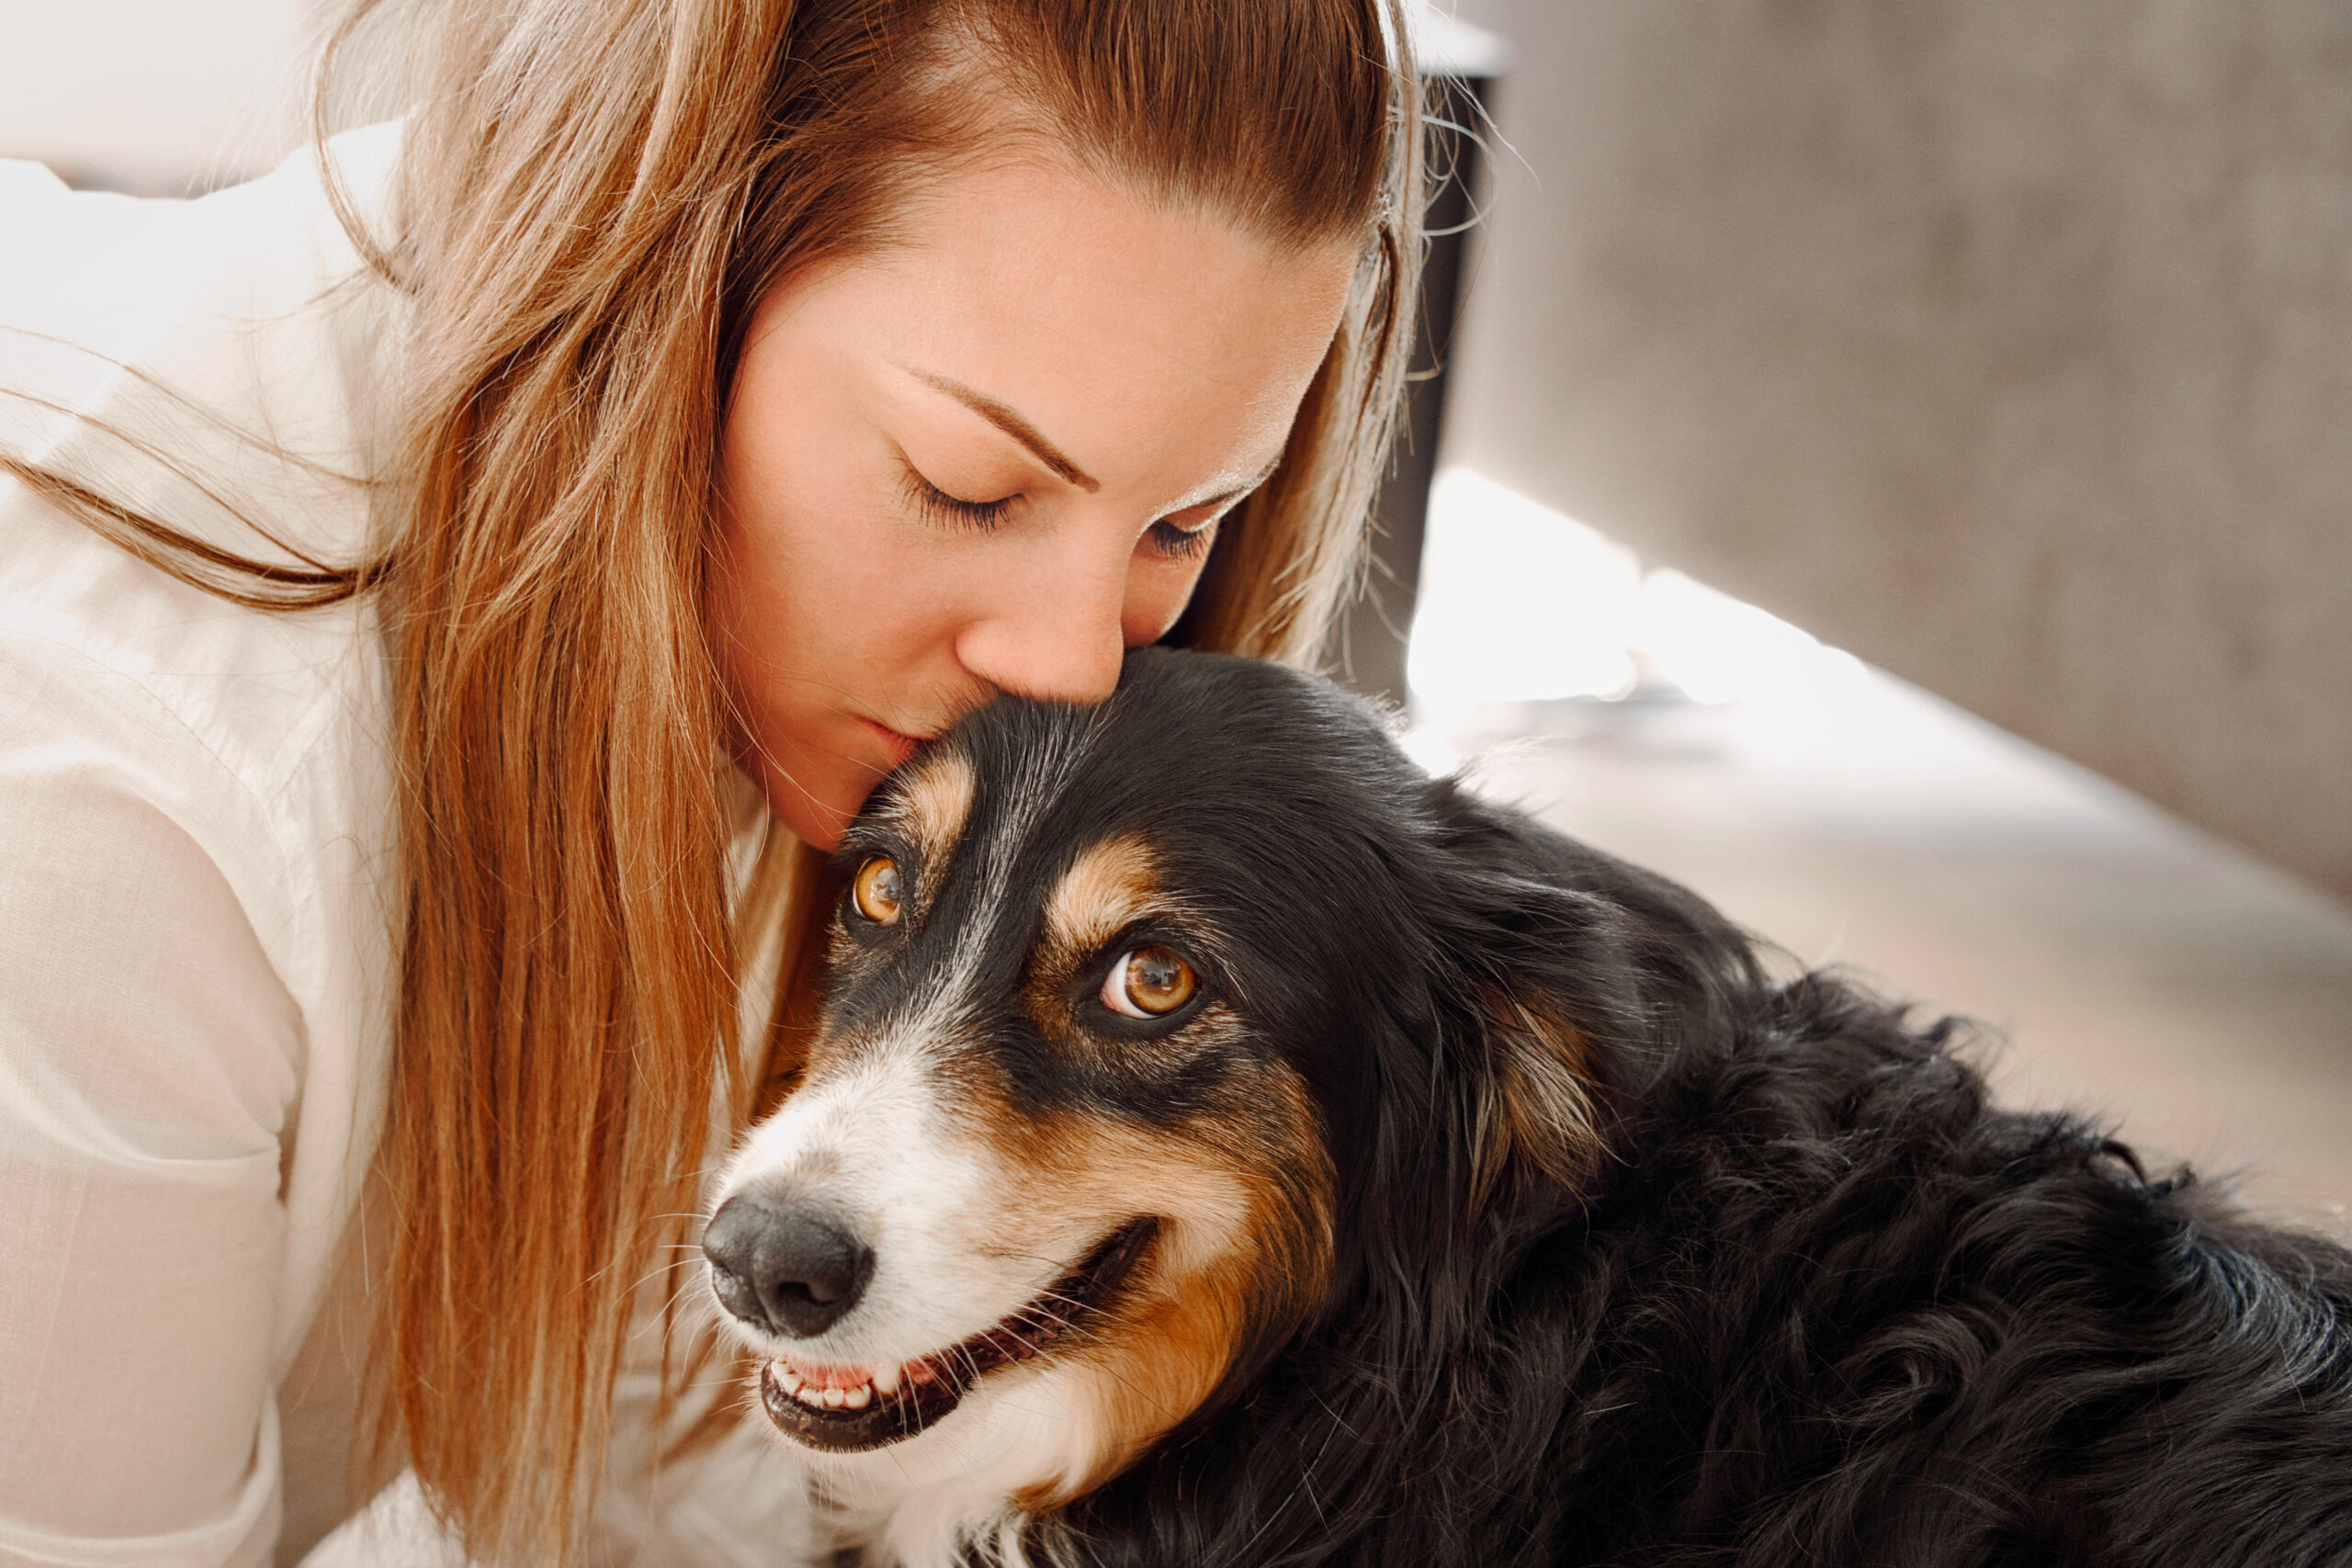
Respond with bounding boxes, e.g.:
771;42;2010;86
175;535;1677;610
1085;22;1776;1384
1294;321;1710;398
701;648;2352;1568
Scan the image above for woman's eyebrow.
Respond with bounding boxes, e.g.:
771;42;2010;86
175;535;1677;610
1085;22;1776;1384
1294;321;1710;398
912;370;1102;493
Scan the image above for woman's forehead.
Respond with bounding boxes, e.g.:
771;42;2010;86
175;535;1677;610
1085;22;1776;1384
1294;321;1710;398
772;152;1357;502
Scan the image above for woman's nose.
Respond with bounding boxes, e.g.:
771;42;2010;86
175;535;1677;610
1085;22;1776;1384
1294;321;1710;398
952;549;1130;706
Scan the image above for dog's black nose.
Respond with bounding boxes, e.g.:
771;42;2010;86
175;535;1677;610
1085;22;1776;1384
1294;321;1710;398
703;1193;876;1339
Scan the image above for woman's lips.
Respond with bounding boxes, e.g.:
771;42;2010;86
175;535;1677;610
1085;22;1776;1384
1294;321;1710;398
861;718;925;772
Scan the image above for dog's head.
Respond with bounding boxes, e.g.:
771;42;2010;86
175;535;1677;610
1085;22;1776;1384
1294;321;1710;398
702;649;1749;1543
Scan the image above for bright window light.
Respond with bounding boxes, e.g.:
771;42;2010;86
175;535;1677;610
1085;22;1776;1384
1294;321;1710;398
1396;726;1462;778
1406;468;1643;704
1408;467;1865;715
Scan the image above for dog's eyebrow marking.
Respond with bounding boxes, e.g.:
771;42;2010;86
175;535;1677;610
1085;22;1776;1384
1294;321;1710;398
1044;834;1164;960
882;709;1099;1043
885;749;977;868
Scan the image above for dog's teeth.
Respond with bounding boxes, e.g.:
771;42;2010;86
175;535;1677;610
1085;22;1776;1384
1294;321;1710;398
844;1384;872;1409
875;1363;902;1396
821;1386;847;1408
775;1365;803;1393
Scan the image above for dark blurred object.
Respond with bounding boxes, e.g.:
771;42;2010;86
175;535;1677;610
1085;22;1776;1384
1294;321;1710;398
1335;12;1512;716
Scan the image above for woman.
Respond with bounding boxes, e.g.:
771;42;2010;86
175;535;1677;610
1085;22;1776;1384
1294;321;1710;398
0;0;1418;1561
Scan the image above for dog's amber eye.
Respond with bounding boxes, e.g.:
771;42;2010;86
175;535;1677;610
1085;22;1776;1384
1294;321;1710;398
1102;946;1196;1018
852;855;903;925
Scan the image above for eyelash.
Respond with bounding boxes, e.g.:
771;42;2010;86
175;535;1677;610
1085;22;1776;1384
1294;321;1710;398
906;470;1012;532
904;468;1219;561
1148;517;1216;560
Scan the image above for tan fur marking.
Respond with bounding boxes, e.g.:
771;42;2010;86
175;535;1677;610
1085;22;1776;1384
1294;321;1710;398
891;750;976;868
942;1048;1335;1508
1065;1067;1333;1500
1477;995;1607;1201
1042;834;1162;964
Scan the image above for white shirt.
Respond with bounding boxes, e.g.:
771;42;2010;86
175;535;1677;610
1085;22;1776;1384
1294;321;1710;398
0;128;408;1567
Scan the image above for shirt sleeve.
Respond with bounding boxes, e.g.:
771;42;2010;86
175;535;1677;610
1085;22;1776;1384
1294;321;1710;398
0;689;303;1567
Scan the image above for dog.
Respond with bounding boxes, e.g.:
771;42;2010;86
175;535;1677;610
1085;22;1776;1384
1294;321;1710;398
700;647;2352;1568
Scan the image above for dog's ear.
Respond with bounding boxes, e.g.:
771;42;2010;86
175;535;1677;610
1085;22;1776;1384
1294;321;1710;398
1415;777;1618;1204
1419;769;1758;1212
1470;987;1603;1203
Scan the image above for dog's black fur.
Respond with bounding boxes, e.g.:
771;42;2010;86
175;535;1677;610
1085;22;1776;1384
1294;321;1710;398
876;649;2352;1567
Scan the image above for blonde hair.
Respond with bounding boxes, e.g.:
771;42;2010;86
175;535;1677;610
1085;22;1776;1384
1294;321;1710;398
6;0;1420;1557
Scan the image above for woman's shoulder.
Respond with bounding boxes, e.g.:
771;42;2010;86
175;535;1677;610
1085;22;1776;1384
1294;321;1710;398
0;477;395;983
1;121;409;570
0;118;404;346
0;121;408;914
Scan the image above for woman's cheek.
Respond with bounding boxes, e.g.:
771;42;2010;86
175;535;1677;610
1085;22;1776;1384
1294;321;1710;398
1123;549;1211;647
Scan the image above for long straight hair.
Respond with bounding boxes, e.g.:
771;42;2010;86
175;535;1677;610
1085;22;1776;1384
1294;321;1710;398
3;1;1420;1556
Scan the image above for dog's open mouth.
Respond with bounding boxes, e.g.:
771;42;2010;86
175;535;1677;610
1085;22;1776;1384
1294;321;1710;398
756;1218;1158;1452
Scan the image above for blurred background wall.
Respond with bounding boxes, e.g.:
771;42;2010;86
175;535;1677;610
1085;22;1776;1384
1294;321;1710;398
1443;0;2352;904
0;0;312;192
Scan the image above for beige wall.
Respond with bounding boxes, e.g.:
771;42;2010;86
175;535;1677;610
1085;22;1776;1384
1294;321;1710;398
1443;0;2352;903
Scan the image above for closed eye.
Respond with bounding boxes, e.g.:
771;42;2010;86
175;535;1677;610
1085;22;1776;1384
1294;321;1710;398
1147;497;1239;561
1147;514;1217;561
903;467;1014;532
905;463;1230;557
